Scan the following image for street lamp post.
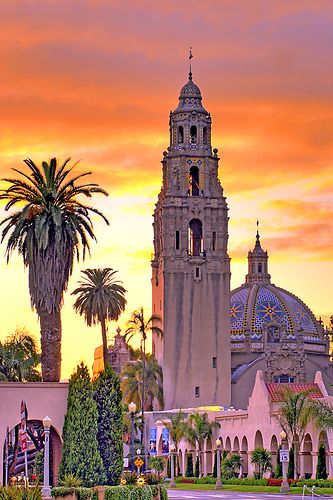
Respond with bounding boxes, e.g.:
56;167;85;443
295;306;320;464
128;402;137;472
42;416;52;498
215;439;223;490
170;444;176;488
280;431;290;493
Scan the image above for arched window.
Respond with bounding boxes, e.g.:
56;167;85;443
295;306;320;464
178;126;184;144
189;166;199;196
203;127;207;145
251;263;255;273
190;125;197;143
189;219;203;256
258;262;262;273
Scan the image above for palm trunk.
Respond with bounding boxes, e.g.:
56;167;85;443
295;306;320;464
40;309;61;382
100;316;108;369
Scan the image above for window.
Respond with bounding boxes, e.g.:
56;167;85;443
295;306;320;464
190;125;197;143
274;375;295;383
175;230;180;250
195;386;200;398
189;166;199;196
251;263;255;273
258;262;262;273
212;231;217;251
203;127;207;145
212;357;217;368
189;219;203;256
178;126;184;143
195;267;200;278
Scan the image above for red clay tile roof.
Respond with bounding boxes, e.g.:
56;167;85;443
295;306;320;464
266;383;324;402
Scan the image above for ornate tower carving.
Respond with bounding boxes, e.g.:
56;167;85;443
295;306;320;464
152;70;231;409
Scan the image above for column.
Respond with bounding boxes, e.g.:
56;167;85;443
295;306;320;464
311;452;318;479
298;452;305;479
247;452;256;477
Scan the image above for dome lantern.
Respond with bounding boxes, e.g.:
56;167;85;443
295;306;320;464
246;222;271;284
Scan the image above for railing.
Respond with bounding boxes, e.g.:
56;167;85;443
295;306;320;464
302;484;330;498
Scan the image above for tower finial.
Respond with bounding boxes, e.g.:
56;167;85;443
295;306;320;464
189;46;193;80
256;219;260;238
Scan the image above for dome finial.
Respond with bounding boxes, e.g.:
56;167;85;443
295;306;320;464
189;46;193;81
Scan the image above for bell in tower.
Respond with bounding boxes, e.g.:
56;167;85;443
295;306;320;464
152;64;231;410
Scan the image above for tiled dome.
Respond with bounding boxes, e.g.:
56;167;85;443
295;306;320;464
230;282;322;342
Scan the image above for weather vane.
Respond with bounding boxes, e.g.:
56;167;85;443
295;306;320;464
189;46;193;80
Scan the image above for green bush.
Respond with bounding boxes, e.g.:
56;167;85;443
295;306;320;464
58;363;105;487
0;486;42;500
94;368;123;486
291;478;333;488
185;453;193;478
51;487;97;499
104;485;167;500
59;475;83;487
316;445;328;480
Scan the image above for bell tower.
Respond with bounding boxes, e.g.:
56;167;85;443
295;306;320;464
152;69;231;409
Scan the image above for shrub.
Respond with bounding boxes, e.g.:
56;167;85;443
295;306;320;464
316;445;328;480
185;453;193;478
58;363;105;487
94;368;123;486
59;474;83;487
0;486;42;500
194;456;199;478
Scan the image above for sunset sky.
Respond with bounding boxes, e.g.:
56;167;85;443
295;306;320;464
0;0;332;379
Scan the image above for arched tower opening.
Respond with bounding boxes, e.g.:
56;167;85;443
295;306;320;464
178;126;184;144
189;166;200;196
189;219;203;256
190;125;197;143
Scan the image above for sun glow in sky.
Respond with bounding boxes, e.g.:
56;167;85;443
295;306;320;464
0;0;332;378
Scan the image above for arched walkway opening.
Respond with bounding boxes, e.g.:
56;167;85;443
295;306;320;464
303;433;313;479
254;430;263;449
225;436;231;456
270;435;278;473
318;430;329;478
241;436;248;477
205;438;212;475
3;420;62;486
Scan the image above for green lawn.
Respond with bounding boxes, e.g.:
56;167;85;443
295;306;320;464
169;483;333;495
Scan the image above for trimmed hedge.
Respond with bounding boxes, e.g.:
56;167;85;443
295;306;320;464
175;476;333;488
52;485;167;500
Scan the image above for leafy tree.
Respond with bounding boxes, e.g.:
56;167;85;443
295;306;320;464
162;411;186;476
316;444;328;479
59;362;105;486
185;452;193;477
121;354;163;411
0;158;108;381
94;366;123;485
275;445;282;478
222;453;242;479
0;328;41;381
250;447;272;479
72;268;127;368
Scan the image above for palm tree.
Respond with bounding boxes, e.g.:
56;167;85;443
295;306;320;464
120;354;163;411
250;448;272;478
0;328;41;381
222;453;242;479
162;410;187;475
278;389;314;479
72;268;127;368
185;412;220;477
0;158;108;381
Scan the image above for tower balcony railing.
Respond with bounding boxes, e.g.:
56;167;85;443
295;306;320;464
188;249;206;258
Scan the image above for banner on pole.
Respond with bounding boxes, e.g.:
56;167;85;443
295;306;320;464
20;401;28;452
149;428;157;455
161;428;169;455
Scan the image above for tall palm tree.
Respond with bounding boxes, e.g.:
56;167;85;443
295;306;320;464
0;158;108;381
72;268;127;368
185;412;220;477
120;354;163;411
163;410;186;475
0;328;41;381
278;388;317;479
250;448;271;478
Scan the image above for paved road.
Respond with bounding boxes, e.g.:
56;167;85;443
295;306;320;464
168;489;333;499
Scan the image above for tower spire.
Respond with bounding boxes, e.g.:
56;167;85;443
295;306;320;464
189;46;193;80
246;222;271;284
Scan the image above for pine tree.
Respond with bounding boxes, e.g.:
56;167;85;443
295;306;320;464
94;366;123;485
287;447;294;480
316;444;328;479
185;453;193;477
195;455;200;478
58;362;105;486
275;445;282;478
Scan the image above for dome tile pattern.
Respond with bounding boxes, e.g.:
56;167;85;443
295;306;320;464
230;283;321;340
